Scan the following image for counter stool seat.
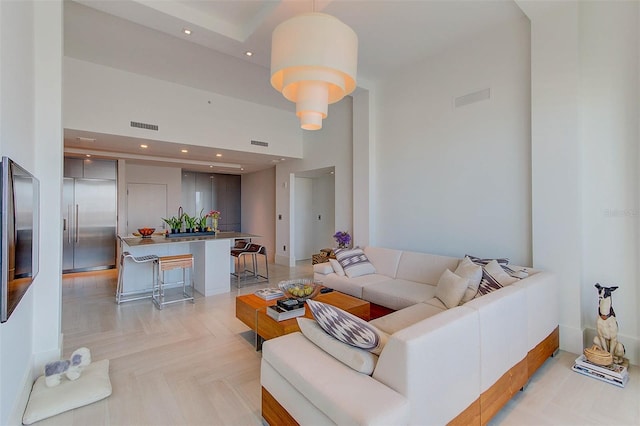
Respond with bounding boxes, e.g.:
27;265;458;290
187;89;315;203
115;252;158;304
152;254;195;309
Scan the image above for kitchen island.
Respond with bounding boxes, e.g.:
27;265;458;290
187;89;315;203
119;232;258;298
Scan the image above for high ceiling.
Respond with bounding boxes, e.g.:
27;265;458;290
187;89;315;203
64;0;526;174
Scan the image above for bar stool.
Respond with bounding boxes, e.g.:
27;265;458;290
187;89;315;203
152;254;195;310
230;243;269;286
115;252;158;304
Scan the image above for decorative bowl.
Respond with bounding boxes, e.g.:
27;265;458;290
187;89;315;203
278;279;322;300
137;227;156;238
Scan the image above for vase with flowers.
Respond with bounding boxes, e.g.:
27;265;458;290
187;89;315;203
208;210;221;233
333;231;351;249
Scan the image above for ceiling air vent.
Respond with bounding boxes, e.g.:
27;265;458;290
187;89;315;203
130;121;159;131
251;140;269;147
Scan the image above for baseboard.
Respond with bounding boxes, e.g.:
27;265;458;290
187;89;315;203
559;323;583;356
274;255;292;267
9;355;34;426
584;327;638;366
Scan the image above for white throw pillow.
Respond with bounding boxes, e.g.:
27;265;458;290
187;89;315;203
297;318;378;375
435;269;470;309
484;259;518;287
313;262;333;275
455;256;483;304
329;258;345;276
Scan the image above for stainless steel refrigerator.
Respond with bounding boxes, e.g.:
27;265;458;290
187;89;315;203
62;178;117;272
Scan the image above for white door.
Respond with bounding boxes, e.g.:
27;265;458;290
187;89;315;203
126;183;168;234
294;177;314;260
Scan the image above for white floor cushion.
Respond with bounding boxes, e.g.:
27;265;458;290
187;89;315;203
23;359;112;425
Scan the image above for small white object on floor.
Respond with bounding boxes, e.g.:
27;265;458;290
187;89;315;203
22;359;112;425
44;347;92;387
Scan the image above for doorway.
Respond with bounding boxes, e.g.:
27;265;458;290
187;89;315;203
293;167;335;261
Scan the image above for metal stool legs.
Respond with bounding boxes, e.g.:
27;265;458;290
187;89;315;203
230;244;268;287
115;252;158;304
152;254;195;309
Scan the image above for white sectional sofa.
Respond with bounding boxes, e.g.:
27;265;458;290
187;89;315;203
261;247;559;425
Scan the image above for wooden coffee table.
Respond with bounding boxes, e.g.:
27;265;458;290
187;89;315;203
235;290;370;349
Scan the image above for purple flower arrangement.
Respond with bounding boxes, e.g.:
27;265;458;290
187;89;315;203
333;231;351;249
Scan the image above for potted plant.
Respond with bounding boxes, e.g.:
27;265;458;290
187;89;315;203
197;209;209;232
183;213;197;232
162;214;183;233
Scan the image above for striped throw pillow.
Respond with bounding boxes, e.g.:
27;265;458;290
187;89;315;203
466;255;524;296
307;300;387;354
334;247;376;278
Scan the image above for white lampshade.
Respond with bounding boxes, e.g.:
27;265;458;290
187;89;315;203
271;13;358;130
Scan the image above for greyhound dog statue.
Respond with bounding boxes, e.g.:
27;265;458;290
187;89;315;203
593;284;625;364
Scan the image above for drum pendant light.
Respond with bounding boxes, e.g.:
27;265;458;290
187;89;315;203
270;11;358;130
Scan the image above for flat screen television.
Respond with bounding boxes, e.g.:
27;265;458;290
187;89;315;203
1;156;39;322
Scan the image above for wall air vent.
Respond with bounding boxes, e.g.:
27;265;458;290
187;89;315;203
251;140;269;147
130;121;159;131
454;88;491;108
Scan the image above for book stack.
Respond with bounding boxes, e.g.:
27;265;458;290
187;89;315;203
266;298;305;321
254;288;284;301
571;354;629;388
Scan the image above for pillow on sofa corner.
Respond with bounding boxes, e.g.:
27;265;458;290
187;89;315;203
484;259;518;287
306;299;387;355
329;258;346;276
454;256;483;304
435;269;470;309
466;255;519;296
334;247;376;278
313;262;334;275
297;318;378;375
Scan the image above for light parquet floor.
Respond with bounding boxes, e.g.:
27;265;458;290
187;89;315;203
43;264;639;426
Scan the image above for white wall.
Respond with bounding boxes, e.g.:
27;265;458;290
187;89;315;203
275;98;353;266
0;1;63;424
579;1;639;363
64;57;303;159
241;167;276;262
516;0;640;362
374;17;532;265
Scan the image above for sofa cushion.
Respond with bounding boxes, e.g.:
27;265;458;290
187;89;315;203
396;251;460;285
369;301;446;334
435;269;470;309
362;279;437;310
363;246;403;278
307;300;388;354
455;256;483;303
329;258;345;276
335;247;377;278
297;318;378;375
315;273;392;299
262;333;410;425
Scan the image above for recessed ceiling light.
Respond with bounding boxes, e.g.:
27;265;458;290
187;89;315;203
241;167;244;171
181;149;188;153
216;153;222;157
183;28;192;35
85;154;91;157
140;144;148;148
280;158;286;161
330;171;334;175
245;51;253;57
210;165;213;168
77;137;96;143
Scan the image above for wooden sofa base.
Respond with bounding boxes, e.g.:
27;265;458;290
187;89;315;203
262;327;560;426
